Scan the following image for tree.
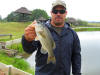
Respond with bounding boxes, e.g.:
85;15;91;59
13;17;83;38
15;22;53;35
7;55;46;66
6;9;49;22
77;19;88;26
66;17;88;26
0;15;2;21
6;12;31;22
30;9;49;21
7;12;16;22
66;17;78;25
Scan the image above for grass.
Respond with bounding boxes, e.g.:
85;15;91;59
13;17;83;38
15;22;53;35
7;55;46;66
74;28;100;32
88;22;100;27
71;22;100;31
0;22;31;41
7;43;24;53
0;51;34;74
6;43;32;59
71;22;100;27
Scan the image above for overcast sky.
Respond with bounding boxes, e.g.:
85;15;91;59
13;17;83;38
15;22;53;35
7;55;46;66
0;0;100;22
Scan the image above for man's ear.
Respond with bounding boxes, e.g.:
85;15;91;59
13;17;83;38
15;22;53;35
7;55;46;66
65;10;67;15
51;11;53;16
51;11;52;14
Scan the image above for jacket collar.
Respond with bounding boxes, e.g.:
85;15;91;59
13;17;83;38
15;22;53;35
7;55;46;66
45;19;71;37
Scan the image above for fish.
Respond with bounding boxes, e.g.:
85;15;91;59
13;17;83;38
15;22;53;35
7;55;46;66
34;20;56;64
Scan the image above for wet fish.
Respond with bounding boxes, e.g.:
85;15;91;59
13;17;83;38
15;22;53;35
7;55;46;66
34;20;56;64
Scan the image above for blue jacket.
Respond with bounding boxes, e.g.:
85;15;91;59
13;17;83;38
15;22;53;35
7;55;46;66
22;20;81;75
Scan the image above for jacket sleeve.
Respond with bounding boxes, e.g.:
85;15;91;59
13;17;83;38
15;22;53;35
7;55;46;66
71;31;81;75
21;35;41;54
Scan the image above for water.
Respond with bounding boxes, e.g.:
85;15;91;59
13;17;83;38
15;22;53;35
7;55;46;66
27;31;100;75
78;31;100;75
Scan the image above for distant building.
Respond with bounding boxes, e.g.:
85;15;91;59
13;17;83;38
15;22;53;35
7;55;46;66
14;7;32;22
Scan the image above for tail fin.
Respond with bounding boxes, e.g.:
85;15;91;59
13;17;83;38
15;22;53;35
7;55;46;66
47;56;56;64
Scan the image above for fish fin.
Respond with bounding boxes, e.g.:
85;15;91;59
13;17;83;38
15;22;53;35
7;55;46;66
53;42;56;50
50;36;56;50
40;47;48;54
47;56;56;64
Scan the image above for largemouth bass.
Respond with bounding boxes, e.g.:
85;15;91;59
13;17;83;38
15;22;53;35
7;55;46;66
34;20;56;64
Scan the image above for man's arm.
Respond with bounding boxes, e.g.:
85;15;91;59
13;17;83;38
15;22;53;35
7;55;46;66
22;35;41;54
71;31;81;75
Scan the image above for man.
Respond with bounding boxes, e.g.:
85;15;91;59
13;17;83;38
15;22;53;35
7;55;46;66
22;0;81;75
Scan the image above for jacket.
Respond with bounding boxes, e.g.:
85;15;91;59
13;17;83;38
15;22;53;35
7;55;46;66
22;20;81;75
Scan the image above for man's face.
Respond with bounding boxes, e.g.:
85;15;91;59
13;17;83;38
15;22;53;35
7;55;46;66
51;5;67;26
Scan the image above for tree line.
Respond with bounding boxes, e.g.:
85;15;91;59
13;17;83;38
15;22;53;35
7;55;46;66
0;9;88;26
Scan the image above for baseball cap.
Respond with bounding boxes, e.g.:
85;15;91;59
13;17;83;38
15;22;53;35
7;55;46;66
52;0;66;10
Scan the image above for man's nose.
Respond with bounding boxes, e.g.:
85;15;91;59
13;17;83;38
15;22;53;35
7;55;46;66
56;12;61;15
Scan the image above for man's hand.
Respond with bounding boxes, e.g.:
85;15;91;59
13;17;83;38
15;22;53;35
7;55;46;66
24;21;37;42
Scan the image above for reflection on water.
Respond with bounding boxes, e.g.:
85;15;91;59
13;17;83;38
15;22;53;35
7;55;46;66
27;51;36;67
78;31;100;75
27;31;100;75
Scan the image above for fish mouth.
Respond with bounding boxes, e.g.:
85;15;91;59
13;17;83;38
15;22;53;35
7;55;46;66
38;30;43;33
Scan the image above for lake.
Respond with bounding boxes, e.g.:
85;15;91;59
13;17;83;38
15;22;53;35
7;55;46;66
78;31;100;75
27;31;100;75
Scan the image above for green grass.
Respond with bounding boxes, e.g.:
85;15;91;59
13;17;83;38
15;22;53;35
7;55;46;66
74;28;100;32
71;22;100;28
7;43;24;53
0;51;34;74
6;43;32;59
0;22;31;41
88;22;100;27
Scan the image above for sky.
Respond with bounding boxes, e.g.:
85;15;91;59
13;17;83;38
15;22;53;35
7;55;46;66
0;0;100;22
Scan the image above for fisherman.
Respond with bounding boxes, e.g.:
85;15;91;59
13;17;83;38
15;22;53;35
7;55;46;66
22;0;81;75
